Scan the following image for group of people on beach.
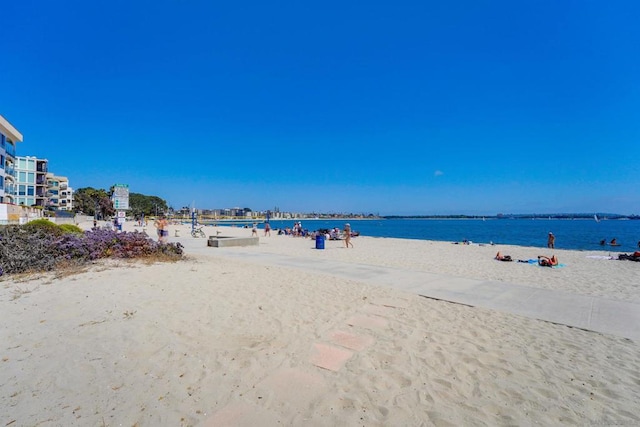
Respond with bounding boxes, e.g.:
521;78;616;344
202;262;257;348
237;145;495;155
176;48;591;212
495;252;559;267
251;222;271;237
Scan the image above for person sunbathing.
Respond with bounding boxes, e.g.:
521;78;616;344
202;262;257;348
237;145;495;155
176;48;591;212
538;255;558;267
618;251;640;261
495;252;513;262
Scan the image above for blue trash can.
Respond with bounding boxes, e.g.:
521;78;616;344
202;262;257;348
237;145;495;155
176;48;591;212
315;234;325;250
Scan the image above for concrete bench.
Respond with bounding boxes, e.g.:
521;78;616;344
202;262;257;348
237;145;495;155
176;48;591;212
207;236;259;247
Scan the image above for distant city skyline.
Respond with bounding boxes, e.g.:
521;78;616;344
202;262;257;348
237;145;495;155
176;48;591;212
3;1;639;215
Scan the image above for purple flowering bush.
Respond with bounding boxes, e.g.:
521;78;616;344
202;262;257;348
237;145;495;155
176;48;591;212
0;224;183;276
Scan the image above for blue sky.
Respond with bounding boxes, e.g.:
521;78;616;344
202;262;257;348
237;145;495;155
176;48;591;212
3;0;639;215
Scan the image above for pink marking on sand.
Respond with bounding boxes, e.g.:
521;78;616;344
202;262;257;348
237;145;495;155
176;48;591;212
257;368;328;406
346;314;388;330
371;298;410;309
327;330;375;351
309;343;353;372
200;402;279;426
361;304;397;317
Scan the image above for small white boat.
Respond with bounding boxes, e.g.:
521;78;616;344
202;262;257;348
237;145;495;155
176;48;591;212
594;214;600;223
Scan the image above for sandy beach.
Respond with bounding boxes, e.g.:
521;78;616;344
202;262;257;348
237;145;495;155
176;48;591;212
1;221;639;426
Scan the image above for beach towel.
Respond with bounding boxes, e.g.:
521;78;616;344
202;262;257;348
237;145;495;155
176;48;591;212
537;263;566;268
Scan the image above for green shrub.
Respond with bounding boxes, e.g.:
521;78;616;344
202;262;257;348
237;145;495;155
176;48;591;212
22;219;63;236
59;224;84;235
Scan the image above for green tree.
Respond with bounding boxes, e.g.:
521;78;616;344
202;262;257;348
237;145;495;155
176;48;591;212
73;187;114;219
128;193;168;217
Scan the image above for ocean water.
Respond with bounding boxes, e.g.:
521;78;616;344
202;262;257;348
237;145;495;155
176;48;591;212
264;218;640;252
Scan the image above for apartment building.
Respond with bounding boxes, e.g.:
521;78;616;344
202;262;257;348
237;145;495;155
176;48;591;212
46;173;73;211
0;115;23;204
13;156;49;207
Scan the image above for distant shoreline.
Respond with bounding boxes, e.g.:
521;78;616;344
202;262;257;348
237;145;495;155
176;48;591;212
383;215;639;220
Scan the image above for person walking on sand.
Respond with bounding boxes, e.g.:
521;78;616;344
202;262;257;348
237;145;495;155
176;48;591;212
251;223;258;236
264;222;271;237
344;223;354;248
547;232;555;249
154;215;169;243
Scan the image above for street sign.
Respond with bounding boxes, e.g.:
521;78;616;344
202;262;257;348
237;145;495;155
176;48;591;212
112;184;130;210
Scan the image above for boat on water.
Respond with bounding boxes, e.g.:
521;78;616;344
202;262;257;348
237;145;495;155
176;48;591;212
594;214;600;223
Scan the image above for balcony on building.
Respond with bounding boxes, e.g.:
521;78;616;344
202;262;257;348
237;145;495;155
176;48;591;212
36;161;47;173
36;176;47;185
5;142;16;158
0;116;23;158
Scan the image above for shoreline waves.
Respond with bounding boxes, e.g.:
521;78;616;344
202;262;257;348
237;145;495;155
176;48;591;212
1;222;639;426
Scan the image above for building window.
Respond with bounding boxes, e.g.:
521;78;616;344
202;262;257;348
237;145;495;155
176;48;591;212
27;159;35;171
27;186;34;196
19;171;27;182
27;172;35;183
18;185;26;196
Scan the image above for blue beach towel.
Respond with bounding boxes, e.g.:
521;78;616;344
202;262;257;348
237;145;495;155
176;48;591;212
536;263;566;268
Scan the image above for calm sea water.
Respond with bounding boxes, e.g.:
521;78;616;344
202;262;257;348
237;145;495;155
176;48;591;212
264;218;640;252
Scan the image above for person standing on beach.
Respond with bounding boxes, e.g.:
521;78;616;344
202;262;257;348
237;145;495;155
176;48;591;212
264;222;271;237
251;223;258;236
547;232;555;249
344;223;354;248
154;215;169;243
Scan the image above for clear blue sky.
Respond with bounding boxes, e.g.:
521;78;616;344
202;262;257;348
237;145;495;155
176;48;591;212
3;1;639;215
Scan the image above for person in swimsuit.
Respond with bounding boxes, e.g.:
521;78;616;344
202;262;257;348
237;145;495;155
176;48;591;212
495;252;512;261
538;255;558;267
547;232;555;249
344;223;354;248
154;215;169;243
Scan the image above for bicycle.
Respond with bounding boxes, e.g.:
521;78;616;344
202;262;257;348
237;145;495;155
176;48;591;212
191;225;206;238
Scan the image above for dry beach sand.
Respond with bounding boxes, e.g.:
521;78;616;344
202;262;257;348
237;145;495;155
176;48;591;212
1;221;639;426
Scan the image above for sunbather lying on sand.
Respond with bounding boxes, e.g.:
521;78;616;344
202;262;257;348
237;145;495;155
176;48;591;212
618;251;640;262
538;255;558;267
495;252;513;262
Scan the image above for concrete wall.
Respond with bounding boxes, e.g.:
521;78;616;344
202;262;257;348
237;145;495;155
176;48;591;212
0;203;42;225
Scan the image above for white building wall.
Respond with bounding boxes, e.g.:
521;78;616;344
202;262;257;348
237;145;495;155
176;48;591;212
0;115;23;204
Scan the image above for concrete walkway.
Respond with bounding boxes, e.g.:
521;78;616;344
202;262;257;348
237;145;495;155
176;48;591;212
176;238;640;342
